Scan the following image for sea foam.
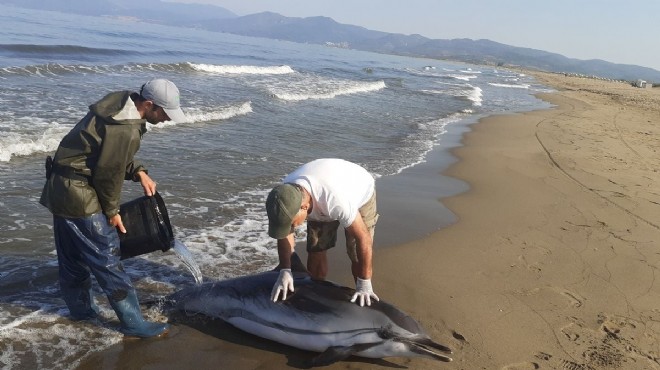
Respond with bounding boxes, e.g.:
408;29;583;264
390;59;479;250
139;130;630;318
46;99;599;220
272;80;386;101
0;102;253;160
188;62;295;75
147;101;252;129
489;82;531;89
448;74;478;81
445;84;483;106
0;125;69;162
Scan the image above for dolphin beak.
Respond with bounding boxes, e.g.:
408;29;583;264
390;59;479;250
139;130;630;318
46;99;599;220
401;337;453;362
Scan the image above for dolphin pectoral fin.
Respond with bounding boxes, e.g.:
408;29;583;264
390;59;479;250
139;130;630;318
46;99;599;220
311;343;381;366
311;347;354;367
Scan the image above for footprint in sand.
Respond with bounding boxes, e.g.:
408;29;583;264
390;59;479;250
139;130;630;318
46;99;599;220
561;326;580;342
560;359;593;370
555;313;660;370
551;287;584;308
501;362;540;370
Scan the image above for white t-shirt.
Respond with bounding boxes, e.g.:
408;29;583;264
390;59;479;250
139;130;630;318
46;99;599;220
283;158;375;227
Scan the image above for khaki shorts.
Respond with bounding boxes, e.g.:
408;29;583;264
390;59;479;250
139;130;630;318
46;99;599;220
306;190;379;262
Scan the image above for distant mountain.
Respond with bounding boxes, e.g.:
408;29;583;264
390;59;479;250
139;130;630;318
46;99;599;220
0;0;237;25
204;12;660;82
197;12;389;44
3;0;659;82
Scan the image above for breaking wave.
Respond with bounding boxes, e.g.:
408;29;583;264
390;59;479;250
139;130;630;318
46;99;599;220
272;80;386;101
149;101;253;129
0;62;295;79
0;62;196;78
188;63;295;75
0;102;253;161
489;82;531;89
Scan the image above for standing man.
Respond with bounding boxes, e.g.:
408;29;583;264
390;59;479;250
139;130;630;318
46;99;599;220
266;158;380;307
40;78;186;338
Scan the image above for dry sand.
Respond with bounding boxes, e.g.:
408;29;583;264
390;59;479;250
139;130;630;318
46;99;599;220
375;72;660;370
79;72;660;369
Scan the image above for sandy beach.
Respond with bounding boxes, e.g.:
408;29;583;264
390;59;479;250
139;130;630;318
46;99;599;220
376;72;660;369
78;72;660;369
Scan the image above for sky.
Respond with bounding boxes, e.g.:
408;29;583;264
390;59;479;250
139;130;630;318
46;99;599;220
170;0;660;71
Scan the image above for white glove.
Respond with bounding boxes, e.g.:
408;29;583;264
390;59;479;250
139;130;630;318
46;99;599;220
350;278;380;307
271;269;294;302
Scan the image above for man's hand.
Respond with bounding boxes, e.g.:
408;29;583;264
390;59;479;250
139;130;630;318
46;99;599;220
137;171;157;196
271;269;294;302
109;214;126;233
350;278;379;307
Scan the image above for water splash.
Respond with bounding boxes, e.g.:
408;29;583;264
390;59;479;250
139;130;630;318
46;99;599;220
171;240;203;284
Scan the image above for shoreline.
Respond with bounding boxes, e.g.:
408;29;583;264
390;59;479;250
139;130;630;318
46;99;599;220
78;72;660;369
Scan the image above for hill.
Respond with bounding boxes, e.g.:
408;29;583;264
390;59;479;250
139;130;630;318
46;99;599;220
2;0;659;82
202;12;660;82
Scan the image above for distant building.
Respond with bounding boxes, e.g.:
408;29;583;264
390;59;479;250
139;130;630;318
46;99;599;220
634;79;647;88
324;41;349;49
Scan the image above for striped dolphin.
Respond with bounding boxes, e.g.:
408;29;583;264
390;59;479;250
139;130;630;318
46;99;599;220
168;255;452;366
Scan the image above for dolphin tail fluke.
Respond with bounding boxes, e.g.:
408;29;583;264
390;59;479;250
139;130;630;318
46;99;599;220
311;343;381;366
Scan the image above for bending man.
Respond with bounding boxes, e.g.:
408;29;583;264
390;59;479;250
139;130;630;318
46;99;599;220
266;158;379;306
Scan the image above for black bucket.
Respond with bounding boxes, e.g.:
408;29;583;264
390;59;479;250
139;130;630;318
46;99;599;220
118;191;174;260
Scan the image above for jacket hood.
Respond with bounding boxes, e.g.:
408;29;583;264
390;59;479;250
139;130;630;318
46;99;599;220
89;91;145;125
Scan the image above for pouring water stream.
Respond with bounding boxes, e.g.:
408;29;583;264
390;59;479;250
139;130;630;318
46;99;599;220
170;239;203;284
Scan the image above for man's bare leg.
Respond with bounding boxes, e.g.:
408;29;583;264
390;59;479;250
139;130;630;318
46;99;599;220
307;250;328;280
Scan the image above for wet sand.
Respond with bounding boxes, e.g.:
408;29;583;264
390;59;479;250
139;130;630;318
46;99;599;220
78;72;660;369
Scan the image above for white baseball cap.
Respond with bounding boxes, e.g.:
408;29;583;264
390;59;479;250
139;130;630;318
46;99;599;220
140;78;187;122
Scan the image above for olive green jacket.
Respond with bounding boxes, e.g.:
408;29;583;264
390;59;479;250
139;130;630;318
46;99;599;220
40;91;148;219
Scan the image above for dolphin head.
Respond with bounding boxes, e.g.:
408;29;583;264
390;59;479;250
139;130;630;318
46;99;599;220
310;327;452;366
367;325;452;360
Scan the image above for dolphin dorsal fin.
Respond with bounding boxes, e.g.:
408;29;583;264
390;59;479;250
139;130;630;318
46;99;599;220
289;252;308;273
273;252;309;274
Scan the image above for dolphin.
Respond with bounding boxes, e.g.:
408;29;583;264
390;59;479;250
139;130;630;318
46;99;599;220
167;255;452;366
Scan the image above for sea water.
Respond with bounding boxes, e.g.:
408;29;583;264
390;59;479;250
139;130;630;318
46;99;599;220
0;4;553;369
